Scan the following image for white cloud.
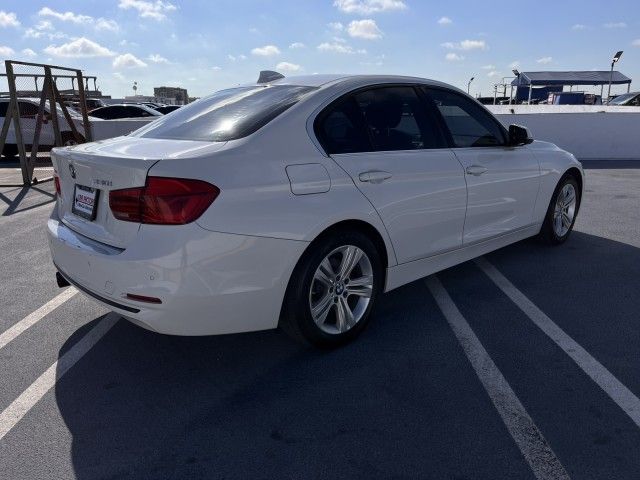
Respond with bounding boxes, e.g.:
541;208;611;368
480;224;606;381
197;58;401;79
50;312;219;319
211;66;222;71
96;18;119;31
21;48;37;57
317;42;366;54
442;39;487;50
38;7;92;23
571;24;586;30
437;16;452;25
328;21;344;31
23;20;66;39
333;0;407;15
276;61;302;72
147;53;169;63
604;22;626;28
0;45;15;57
251;45;281;56
509;61;520;69
289;42;305;49
227;54;247;61
44;37;115;57
487;70;499;78
113;72;126;81
38;7;119;32
347;19;382;39
113;53;148;68
633;39;640;47
118;0;177;21
481;64;496;70
0;11;20;28
536;56;553;64
445;52;464;62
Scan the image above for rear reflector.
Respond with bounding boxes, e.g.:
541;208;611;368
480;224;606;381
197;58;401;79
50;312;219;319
54;174;61;196
109;177;219;225
125;293;162;304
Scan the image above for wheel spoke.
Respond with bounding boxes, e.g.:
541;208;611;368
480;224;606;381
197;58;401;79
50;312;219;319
554;214;563;234
336;296;354;332
311;293;333;326
346;275;373;297
314;258;335;287
564;189;575;206
338;246;362;279
561;212;571;228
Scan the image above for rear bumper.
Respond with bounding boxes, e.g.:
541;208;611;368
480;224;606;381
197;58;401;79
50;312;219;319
47;208;308;335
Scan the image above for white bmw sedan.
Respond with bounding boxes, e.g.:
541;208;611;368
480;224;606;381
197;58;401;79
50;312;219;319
48;73;583;347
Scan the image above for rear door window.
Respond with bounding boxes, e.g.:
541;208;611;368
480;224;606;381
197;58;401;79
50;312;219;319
354;86;443;151
133;85;316;142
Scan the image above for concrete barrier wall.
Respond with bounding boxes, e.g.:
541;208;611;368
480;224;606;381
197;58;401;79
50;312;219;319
488;105;640;160
87;106;640;161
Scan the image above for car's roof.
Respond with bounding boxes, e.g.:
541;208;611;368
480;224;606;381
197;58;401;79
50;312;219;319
267;73;453;90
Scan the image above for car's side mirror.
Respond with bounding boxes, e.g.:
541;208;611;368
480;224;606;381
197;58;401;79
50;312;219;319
508;124;533;146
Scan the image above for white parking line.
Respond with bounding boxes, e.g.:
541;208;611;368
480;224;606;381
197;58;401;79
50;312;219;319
476;256;640;429
426;276;570;480
0;287;78;351
0;314;118;441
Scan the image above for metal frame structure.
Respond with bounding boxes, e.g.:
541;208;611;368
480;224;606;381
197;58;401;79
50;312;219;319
0;60;93;185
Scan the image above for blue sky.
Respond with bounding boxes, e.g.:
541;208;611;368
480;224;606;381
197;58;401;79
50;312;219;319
0;0;638;98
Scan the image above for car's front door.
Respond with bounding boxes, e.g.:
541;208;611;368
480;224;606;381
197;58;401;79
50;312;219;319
317;85;467;264
425;87;541;245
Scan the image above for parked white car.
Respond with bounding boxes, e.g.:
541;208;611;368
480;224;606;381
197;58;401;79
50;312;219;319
48;74;583;347
0;98;89;159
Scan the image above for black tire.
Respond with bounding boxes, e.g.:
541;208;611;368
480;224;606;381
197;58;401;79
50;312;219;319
1;144;18;159
538;174;581;245
279;229;383;348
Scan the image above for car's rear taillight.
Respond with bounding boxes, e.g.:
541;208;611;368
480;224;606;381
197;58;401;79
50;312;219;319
54;174;61;196
109;177;220;225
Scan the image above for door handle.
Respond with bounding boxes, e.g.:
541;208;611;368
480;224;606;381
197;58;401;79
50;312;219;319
466;165;488;176
359;170;392;184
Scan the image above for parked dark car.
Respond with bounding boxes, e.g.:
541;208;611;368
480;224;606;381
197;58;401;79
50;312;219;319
88;104;162;120
155;105;182;114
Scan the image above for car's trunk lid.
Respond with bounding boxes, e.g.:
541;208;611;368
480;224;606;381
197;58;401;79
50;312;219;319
52;136;226;248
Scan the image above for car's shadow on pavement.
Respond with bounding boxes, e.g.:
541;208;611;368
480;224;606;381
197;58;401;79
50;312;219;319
54;231;640;480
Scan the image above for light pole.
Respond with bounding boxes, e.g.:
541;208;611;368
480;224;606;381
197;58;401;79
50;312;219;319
607;51;623;104
467;76;474;95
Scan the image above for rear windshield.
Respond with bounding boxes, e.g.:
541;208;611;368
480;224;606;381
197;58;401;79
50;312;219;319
132;85;317;142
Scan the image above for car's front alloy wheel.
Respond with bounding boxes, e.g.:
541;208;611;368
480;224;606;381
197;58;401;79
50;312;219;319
539;174;580;244
280;230;382;347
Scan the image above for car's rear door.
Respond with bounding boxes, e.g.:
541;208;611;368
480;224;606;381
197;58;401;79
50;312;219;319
424;87;541;245
318;85;467;264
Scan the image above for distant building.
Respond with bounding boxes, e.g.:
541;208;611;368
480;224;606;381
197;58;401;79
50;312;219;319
153;86;189;105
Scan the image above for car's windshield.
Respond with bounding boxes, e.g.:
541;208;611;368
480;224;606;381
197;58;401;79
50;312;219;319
131;85;317;142
608;93;636;105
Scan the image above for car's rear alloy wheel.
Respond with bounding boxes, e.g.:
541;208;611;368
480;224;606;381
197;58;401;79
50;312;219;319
309;245;373;335
280;230;382;347
539;174;580;244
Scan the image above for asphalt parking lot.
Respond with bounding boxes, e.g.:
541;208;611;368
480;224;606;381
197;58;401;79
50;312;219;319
0;162;639;479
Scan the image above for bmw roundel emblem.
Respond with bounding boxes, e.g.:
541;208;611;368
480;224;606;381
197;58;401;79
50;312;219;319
68;163;76;179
